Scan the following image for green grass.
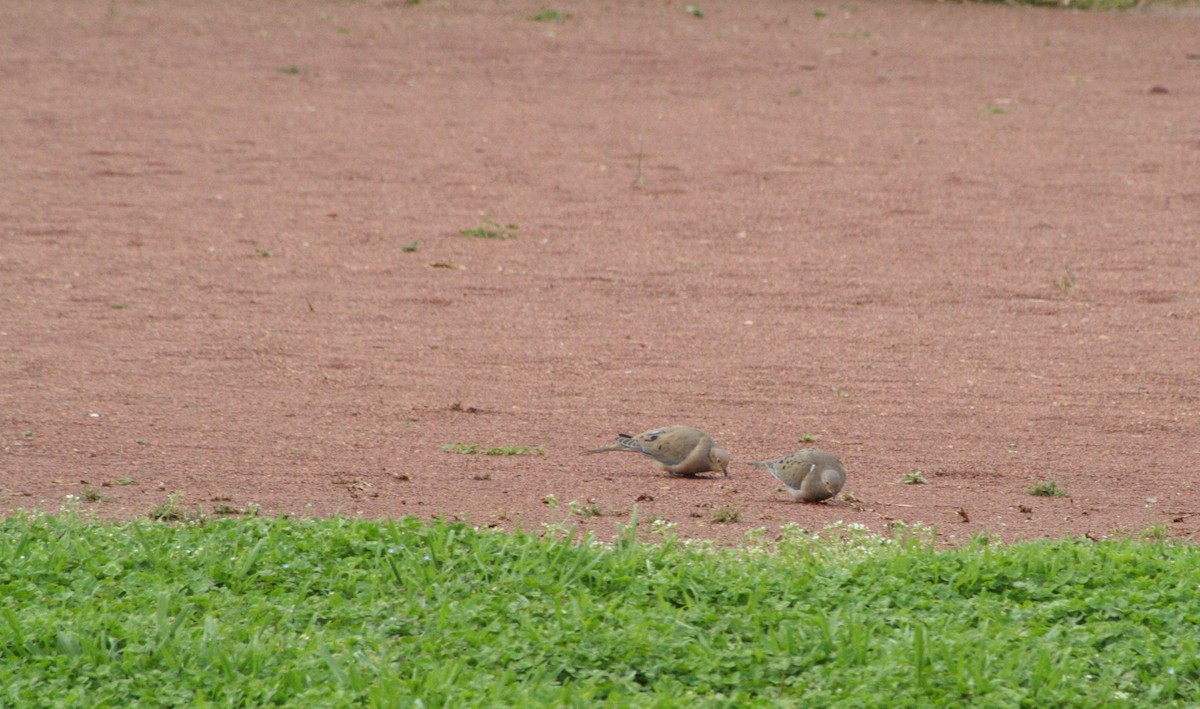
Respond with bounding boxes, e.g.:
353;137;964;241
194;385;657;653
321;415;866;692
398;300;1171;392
2;513;1199;706
1028;480;1071;498
460;220;518;240
527;8;571;22
711;505;740;523
441;443;546;456
568;500;604;517
147;492;193;522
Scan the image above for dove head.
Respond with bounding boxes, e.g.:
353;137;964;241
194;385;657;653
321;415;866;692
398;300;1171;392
709;447;731;477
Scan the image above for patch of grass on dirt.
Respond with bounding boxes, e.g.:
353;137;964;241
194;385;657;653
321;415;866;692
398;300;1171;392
146;491;197;522
4;512;1200;705
568;500;603;517
527;8;571;22
277;65;302;75
442;442;480;454
900;470;929;485
711;504;740;523
1055;262;1077;297
1027;480;1070;498
460;219;518;239
442;443;545;456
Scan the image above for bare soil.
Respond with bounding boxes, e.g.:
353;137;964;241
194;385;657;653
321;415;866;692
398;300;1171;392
3;0;1199;545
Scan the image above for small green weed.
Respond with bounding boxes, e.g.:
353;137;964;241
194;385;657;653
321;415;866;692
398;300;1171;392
1056;263;1077;297
685;4;704;17
1138;525;1169;542
442;443;544;456
401;241;420;253
527;8;571;22
278;65;302;75
487;445;545;456
900;470;928;485
711;505;740;523
80;486;106;503
442;442;480;455
460;219;518;239
1027;480;1070;498
148;492;192;522
569;500;604;517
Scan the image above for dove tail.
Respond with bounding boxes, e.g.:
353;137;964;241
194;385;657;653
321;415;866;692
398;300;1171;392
585;434;638;455
585;445;625;454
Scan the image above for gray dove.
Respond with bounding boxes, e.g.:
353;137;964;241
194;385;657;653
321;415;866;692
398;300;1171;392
586;425;730;477
750;449;846;502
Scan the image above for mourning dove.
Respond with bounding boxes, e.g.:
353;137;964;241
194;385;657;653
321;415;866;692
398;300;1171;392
586;425;730;477
750;449;846;503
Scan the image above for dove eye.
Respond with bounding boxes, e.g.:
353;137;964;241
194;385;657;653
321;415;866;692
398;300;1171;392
646;434;659;441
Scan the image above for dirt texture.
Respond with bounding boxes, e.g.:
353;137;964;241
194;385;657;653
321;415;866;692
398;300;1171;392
3;0;1199;545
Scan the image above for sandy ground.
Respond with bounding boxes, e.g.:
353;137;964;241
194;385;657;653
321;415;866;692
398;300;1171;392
3;0;1199;545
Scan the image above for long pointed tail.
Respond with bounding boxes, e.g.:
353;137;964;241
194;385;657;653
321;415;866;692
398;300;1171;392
585;444;632;454
585;434;637;455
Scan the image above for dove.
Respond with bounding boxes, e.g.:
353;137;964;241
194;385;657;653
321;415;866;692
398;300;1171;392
586;425;730;477
750;449;846;503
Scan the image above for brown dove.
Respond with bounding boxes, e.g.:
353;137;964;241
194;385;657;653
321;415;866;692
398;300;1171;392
750;449;846;502
586;425;730;477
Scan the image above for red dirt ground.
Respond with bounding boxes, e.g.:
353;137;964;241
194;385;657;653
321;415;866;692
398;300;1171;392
3;0;1199;545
